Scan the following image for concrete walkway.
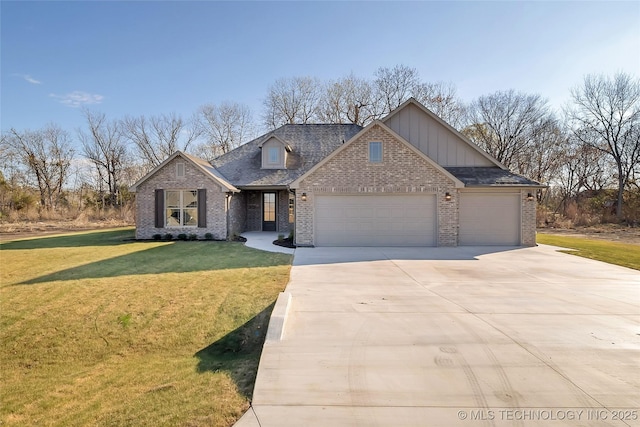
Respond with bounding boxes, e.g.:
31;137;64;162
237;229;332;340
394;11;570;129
236;245;640;426
241;231;295;254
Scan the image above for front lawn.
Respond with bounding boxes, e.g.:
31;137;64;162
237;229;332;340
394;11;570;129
537;233;640;270
0;228;292;426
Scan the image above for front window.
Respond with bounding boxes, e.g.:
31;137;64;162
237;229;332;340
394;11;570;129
369;141;382;163
165;190;198;227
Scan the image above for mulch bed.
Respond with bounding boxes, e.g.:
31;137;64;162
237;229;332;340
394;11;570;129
273;237;296;248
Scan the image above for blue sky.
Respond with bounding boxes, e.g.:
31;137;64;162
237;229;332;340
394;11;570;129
2;1;639;137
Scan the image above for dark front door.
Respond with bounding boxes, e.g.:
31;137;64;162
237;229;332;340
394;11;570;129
262;192;277;231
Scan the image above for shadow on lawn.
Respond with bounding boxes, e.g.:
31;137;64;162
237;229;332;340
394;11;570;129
15;240;292;285
0;228;135;250
194;303;275;399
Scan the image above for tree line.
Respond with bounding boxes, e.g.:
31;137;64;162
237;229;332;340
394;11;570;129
1;65;639;224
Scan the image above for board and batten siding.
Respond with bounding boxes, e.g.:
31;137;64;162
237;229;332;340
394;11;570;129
384;103;494;167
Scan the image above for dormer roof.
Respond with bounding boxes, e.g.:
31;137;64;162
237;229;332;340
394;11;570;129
257;135;292;152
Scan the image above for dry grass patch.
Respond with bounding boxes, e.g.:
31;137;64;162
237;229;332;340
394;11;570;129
0;229;292;426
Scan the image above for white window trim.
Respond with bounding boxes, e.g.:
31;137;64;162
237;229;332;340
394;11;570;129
369;141;383;163
267;146;281;165
165;189;198;228
176;162;185;179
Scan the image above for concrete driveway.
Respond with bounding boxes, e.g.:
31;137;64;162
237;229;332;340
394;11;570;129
237;245;640;427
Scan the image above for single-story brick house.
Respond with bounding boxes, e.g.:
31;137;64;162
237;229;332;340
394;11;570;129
130;98;543;246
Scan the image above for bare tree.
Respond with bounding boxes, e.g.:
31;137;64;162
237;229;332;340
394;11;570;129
194;102;254;159
318;73;379;126
554;135;612;215
263;76;322;128
566;72;640;218
0;133;24;188
413;81;466;129
3;125;74;210
373;65;466;128
78;111;128;206
517;118;567;184
122;113;200;170
463;90;552;171
374;64;421;113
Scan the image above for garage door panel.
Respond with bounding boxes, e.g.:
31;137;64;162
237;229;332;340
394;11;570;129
315;195;436;247
459;193;520;246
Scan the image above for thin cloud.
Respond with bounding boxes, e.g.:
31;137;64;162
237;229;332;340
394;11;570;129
24;74;42;84
13;73;42;84
49;91;104;108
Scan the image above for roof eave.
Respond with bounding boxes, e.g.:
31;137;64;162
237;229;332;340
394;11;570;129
128;151;240;193
461;183;548;189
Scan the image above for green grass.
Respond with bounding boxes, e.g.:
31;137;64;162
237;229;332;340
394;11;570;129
0;228;292;426
537;233;640;270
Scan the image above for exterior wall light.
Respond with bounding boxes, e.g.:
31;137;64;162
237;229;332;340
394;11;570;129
301;192;307;201
527;192;534;201
444;192;452;201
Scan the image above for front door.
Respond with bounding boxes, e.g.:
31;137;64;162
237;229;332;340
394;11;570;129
262;192;277;231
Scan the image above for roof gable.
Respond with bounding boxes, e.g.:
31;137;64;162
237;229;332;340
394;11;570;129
129;151;238;192
290;120;464;189
383;98;504;168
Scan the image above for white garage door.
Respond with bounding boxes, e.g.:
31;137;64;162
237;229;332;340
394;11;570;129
459;192;521;245
315;194;437;246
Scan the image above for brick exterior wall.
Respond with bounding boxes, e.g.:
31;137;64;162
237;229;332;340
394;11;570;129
135;156;229;240
295;123;458;246
244;190;292;233
521;190;537;246
277;190;293;235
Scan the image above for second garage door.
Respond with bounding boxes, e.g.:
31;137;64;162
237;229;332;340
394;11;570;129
315;194;437;246
459;192;521;245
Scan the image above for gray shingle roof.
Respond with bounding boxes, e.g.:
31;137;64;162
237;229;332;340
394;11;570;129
445;167;543;187
211;124;363;187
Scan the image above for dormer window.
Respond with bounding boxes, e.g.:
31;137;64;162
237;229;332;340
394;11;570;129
260;136;290;169
268;146;280;165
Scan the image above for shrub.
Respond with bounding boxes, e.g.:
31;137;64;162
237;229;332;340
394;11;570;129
188;233;198;241
177;233;188;241
204;232;213;240
277;234;285;242
164;233;173;241
152;234;162;241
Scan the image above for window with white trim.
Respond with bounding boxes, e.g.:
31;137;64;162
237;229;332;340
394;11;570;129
165;190;198;227
176;162;185;178
267;146;280;164
369;141;382;163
